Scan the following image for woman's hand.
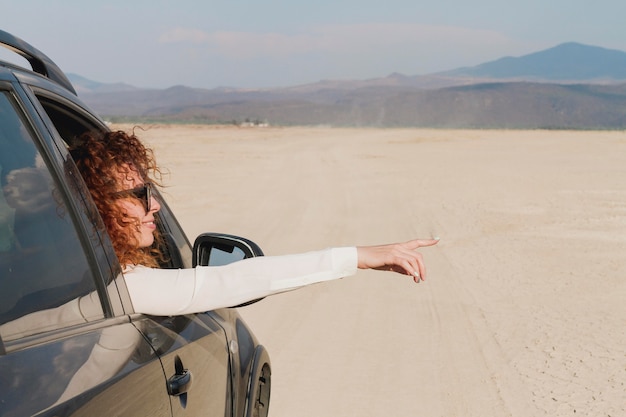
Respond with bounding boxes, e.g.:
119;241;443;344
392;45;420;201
356;238;440;283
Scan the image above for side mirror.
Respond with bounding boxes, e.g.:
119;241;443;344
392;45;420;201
192;233;264;267
192;233;266;308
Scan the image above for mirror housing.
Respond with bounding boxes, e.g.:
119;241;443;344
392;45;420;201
192;233;265;308
192;233;264;267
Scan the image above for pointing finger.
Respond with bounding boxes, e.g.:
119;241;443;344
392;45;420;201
404;237;440;250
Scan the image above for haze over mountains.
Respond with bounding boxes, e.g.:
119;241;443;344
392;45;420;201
73;42;626;129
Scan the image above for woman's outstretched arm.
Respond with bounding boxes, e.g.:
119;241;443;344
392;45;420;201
124;238;439;316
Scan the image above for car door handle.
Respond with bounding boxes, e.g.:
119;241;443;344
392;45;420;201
167;356;193;396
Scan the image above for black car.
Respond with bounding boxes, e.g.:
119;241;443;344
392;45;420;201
0;30;270;417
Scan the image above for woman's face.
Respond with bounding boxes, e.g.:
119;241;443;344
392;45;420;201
114;165;161;248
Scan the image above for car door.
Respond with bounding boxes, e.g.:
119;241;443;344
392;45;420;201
132;313;232;417
0;84;172;416
24;81;233;417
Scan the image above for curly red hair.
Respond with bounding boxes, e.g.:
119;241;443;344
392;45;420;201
70;130;164;267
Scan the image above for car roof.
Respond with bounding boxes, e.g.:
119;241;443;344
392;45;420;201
0;29;76;95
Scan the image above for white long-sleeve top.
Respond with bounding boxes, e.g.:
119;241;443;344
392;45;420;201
124;246;358;315
1;247;358;341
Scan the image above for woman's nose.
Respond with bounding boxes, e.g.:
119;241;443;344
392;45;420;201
150;196;161;213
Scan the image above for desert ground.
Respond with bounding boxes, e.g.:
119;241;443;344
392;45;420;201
113;124;626;417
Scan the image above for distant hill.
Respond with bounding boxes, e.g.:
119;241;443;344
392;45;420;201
442;42;626;81
74;42;626;129
67;73;138;94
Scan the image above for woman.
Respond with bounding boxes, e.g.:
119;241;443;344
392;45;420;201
70;130;439;315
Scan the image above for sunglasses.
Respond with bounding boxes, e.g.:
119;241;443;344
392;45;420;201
113;183;153;212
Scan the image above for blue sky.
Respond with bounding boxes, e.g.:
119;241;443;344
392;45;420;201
2;0;625;89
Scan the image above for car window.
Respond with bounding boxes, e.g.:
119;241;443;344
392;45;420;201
0;91;103;342
31;90;195;310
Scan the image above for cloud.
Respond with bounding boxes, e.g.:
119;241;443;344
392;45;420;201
158;28;213;44
158;23;516;60
152;23;534;87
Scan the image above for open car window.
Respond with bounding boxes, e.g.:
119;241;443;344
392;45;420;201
31;89;191;306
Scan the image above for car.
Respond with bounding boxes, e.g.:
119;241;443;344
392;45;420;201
0;29;270;417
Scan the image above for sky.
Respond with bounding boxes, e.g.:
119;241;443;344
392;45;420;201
2;0;626;89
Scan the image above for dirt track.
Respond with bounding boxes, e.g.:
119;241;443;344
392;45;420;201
119;124;626;417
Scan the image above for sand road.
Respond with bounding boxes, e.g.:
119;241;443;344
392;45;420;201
118;125;626;417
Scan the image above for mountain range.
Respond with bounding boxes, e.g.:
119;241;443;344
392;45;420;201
73;42;626;129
